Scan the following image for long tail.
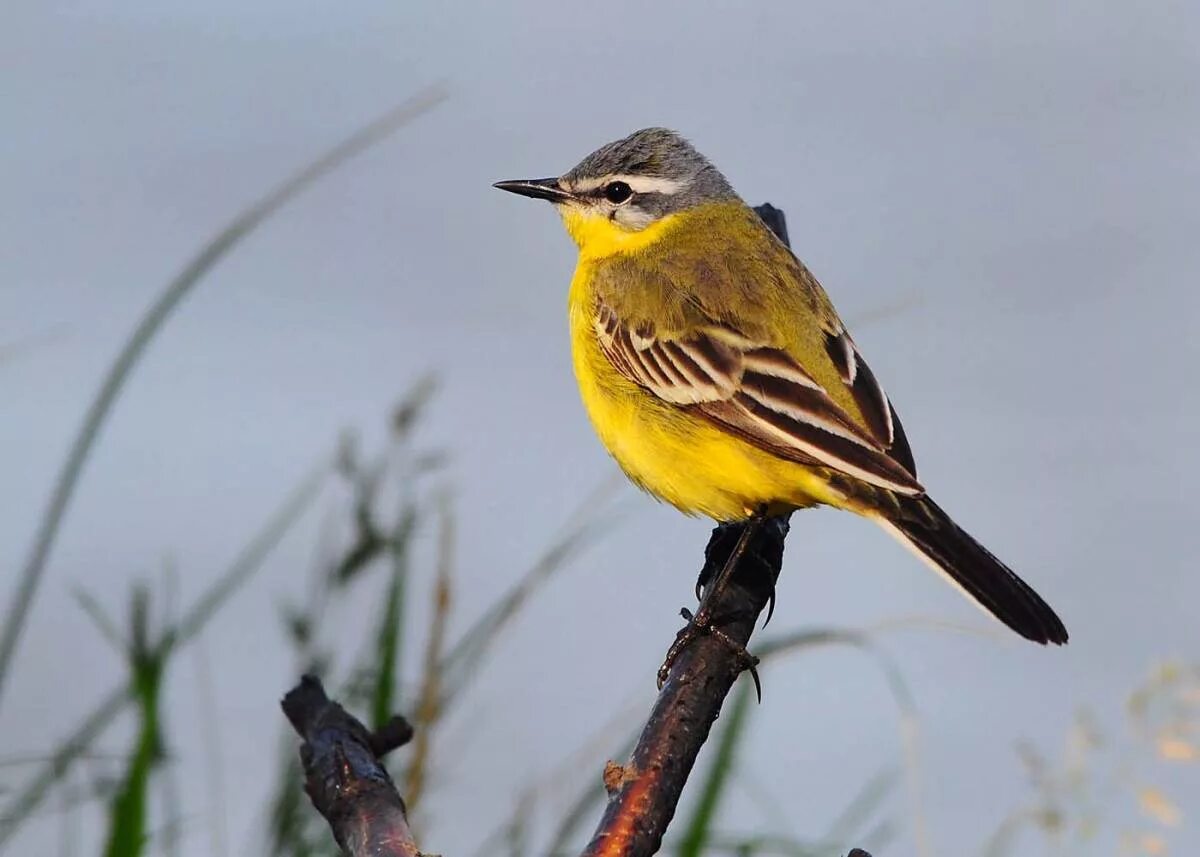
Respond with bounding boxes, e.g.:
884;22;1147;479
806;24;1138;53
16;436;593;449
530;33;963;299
875;496;1068;645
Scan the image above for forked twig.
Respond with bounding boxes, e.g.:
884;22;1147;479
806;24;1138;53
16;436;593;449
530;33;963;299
282;676;427;857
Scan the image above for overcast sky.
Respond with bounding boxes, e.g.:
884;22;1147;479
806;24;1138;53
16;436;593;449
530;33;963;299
3;2;1199;854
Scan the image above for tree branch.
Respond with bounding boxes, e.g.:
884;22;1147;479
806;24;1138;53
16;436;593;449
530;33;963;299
579;516;791;857
578;205;873;857
281;675;426;857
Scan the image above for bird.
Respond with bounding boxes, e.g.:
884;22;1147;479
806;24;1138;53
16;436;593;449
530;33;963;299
494;127;1067;647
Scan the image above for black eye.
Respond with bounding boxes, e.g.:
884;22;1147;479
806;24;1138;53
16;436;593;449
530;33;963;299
603;181;632;204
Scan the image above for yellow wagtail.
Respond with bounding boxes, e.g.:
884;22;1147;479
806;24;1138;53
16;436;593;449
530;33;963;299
495;128;1067;646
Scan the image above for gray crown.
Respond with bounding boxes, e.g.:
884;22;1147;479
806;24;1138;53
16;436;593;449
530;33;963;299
564;128;738;210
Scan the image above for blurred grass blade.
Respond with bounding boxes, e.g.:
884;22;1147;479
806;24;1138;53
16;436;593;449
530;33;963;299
506;790;534;857
0;686;126;842
103;587;166;857
676;681;755;857
267;751;324;857
369;543;409;732
544;733;638;855
699;832;823;856
469;790;533;857
543;780;608;856
0;462;328;846
404;496;455;813
756;627;916;730
845;293;925;330
0;328;66;368
440;477;624;705
71;588;126;655
857;817;897;855
0;84;448;712
822;768;896;847
391;373;439;439
757;627;927;857
171;463;329;646
981;809;1038;857
364;502;418;730
156;758;185;857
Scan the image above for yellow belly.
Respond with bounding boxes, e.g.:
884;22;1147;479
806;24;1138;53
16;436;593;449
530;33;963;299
568;269;841;521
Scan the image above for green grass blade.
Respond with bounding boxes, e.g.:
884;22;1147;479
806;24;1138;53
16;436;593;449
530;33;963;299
102;665;162;857
100;584;168;857
370;541;409;732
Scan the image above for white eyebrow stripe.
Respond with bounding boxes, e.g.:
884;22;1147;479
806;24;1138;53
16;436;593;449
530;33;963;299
570;174;688;195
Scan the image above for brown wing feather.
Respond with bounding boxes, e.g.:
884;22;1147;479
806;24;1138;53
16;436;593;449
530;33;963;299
823;328;918;477
593;301;923;495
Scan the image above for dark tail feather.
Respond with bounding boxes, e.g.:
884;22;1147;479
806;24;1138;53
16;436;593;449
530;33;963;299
877;496;1068;645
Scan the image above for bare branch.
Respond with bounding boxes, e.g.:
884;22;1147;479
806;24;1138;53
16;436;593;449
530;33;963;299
578;517;791;857
281;676;427;857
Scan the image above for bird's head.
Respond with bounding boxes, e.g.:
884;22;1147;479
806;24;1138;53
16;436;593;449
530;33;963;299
494;128;738;254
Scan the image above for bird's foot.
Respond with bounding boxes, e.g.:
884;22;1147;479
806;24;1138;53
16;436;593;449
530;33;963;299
694;512;777;630
656;606;761;698
694;572;777;629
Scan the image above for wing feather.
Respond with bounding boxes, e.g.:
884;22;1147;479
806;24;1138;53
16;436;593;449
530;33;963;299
740;371;879;446
719;393;920;491
823;328;916;476
593;300;922;495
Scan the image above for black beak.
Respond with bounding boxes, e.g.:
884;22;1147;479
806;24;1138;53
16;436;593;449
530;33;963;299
492;177;574;203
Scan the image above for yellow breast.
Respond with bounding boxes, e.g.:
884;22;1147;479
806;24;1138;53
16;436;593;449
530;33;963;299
567;259;836;521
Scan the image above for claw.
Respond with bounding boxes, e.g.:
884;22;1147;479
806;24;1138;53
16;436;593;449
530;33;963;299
762;586;776;629
747;662;762;702
708;624;763;700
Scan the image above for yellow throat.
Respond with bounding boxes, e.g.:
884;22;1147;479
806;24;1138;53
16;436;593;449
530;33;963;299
559;207;679;259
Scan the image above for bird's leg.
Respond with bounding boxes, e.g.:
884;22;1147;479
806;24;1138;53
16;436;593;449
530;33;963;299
693;522;778;627
657;511;765;689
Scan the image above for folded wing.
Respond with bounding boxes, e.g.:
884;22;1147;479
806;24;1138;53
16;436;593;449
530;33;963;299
593;301;922;495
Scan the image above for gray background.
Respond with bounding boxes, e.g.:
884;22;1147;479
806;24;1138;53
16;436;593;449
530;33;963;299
3;1;1198;854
